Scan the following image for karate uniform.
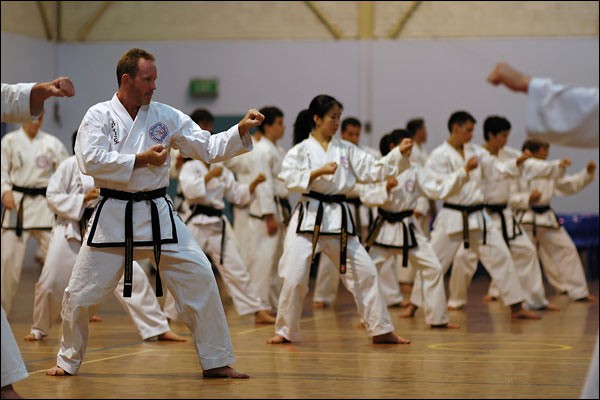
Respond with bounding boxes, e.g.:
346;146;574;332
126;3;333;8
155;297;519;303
54;93;252;375
246;138;288;311
275;136;409;341
422;141;526;309
0;82;33;390
1;126;68;313
510;163;595;300
178;160;264;316
362;163;469;325
527;78;599;148
28;156;171;340
450;145;565;309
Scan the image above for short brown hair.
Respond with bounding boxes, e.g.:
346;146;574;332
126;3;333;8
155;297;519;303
116;48;155;87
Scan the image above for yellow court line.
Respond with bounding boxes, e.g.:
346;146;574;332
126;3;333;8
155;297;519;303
235;312;351;335
428;341;573;352
28;349;156;375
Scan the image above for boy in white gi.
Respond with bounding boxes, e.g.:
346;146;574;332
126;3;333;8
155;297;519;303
448;116;565;311
246;106;288;314
179;154;275;324
267;94;412;345
1;77;75;400
46;48;262;379
1;111;69;315
422;110;539;319
25;132;185;342
363;129;475;327
511;138;596;302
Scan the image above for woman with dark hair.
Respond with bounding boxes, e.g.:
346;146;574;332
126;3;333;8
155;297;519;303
268;94;413;345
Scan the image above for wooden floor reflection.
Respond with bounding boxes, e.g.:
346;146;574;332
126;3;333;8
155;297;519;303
8;266;598;399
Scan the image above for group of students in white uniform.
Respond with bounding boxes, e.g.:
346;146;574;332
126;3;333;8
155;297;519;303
1;49;598;399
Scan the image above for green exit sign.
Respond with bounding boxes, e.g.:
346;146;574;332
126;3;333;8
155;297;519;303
189;78;218;98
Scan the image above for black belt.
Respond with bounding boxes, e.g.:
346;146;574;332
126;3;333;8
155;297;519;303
346;197;364;243
79;207;95;244
443;202;486;249
99;188;167;298
365;209;416;267
278;197;292;225
185;204;226;264
306;191;348;274
11;185;47;237
530;205;555;238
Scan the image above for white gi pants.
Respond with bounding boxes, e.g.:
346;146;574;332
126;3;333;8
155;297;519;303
369;230;449;326
1;306;28;387
1;229;50;314
313;255;340;305
30;229;170;340
523;225;590;300
275;212;394;342
422;226;525;308
232;206;252;261
246;216;283;311
451;214;550;309
187;220;263;316
55;217;236;375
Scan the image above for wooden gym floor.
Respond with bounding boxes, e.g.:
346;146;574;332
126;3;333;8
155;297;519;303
6;262;599;399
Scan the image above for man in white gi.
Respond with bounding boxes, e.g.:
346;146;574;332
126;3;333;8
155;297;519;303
1;76;75;400
25;132;185;342
268;94;412;345
511;138;596;302
421;110;540;319
46;48;263;379
363;129;475;328
1;110;69;315
178;155;275;324
487;60;599;400
448;116;565;310
246;106;288;314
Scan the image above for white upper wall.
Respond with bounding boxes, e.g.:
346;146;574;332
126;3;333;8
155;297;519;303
1;31;598;213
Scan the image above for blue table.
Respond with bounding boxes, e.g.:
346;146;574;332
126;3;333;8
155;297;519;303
557;213;599;279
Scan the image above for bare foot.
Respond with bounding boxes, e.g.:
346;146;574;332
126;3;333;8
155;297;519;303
89;315;102;323
24;332;44;341
541;303;561;311
202;366;249;379
483;294;498;302
447;304;464;311
372;332;411;344
0;384;22;399
255;310;276;324
511;309;542;320
313;301;327;309
46;366;72;376
399;300;411;308
398;303;417;318
431;322;461;329
157;331;186;342
267;334;291;344
575;295;598;303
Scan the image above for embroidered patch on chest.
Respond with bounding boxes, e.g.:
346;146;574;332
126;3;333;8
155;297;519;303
340;155;350;169
35;154;51;169
149;122;169;144
404;179;416;193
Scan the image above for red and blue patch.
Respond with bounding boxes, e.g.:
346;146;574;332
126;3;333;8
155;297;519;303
149;122;169;144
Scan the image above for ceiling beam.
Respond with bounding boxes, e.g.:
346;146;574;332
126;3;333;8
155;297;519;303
36;1;53;41
357;1;374;39
304;1;343;40
76;1;113;42
387;1;422;39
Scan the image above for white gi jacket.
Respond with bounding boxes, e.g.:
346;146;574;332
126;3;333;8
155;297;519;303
426;141;521;236
179;160;252;225
409;142;432;217
46;156;97;242
1;83;35;123
510;164;595;229
1;128;69;230
527;78;599;148
279;135;409;235
76;93;252;249
361;164;469;248
482;145;565;236
248;138;289;223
